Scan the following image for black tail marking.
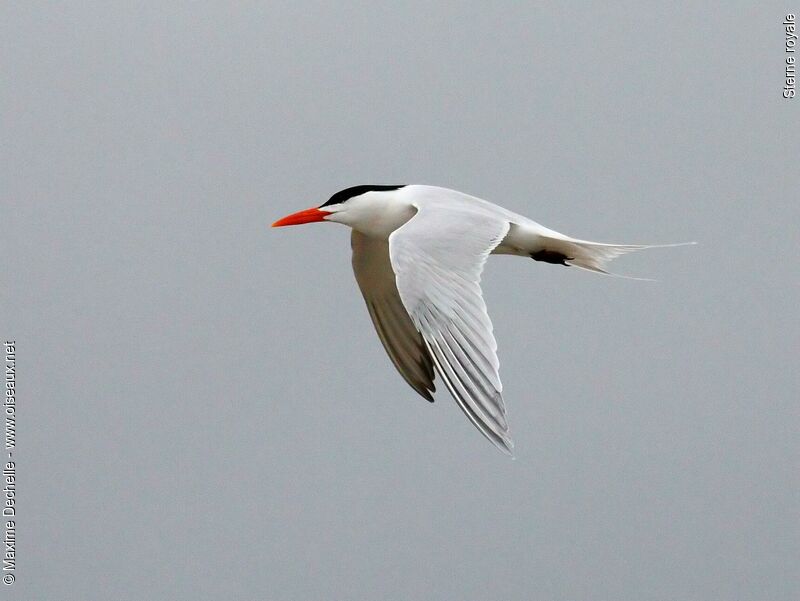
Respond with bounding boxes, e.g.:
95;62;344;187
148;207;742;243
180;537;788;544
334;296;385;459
530;250;573;266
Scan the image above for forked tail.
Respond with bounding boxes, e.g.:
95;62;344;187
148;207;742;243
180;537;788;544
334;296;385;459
531;235;696;280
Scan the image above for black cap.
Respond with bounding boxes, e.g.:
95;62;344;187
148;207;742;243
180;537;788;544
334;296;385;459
320;185;406;208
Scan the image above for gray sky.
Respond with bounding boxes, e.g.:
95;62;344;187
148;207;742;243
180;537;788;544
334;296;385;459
2;2;798;600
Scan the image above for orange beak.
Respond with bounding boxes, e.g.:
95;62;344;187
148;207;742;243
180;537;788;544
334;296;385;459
271;207;331;227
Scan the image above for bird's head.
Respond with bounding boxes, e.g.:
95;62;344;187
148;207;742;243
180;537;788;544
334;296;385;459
272;185;406;228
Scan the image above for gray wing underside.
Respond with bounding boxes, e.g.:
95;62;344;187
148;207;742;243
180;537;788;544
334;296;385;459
351;231;436;402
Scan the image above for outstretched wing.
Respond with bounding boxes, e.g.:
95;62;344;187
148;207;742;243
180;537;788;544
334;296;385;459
351;230;436;402
388;205;513;454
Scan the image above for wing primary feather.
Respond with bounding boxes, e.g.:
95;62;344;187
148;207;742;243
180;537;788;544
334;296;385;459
442;326;507;421
435;328;508;432
416;306;510;442
448;314;501;385
424;338;514;456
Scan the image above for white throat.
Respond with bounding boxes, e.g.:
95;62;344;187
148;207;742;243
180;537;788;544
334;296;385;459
326;191;417;239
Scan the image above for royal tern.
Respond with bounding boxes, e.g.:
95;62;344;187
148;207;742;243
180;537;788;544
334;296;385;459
273;185;691;455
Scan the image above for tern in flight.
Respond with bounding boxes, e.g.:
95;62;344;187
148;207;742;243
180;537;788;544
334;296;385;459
273;185;691;455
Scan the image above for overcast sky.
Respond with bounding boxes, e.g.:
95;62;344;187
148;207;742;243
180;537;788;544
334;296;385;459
2;2;798;600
